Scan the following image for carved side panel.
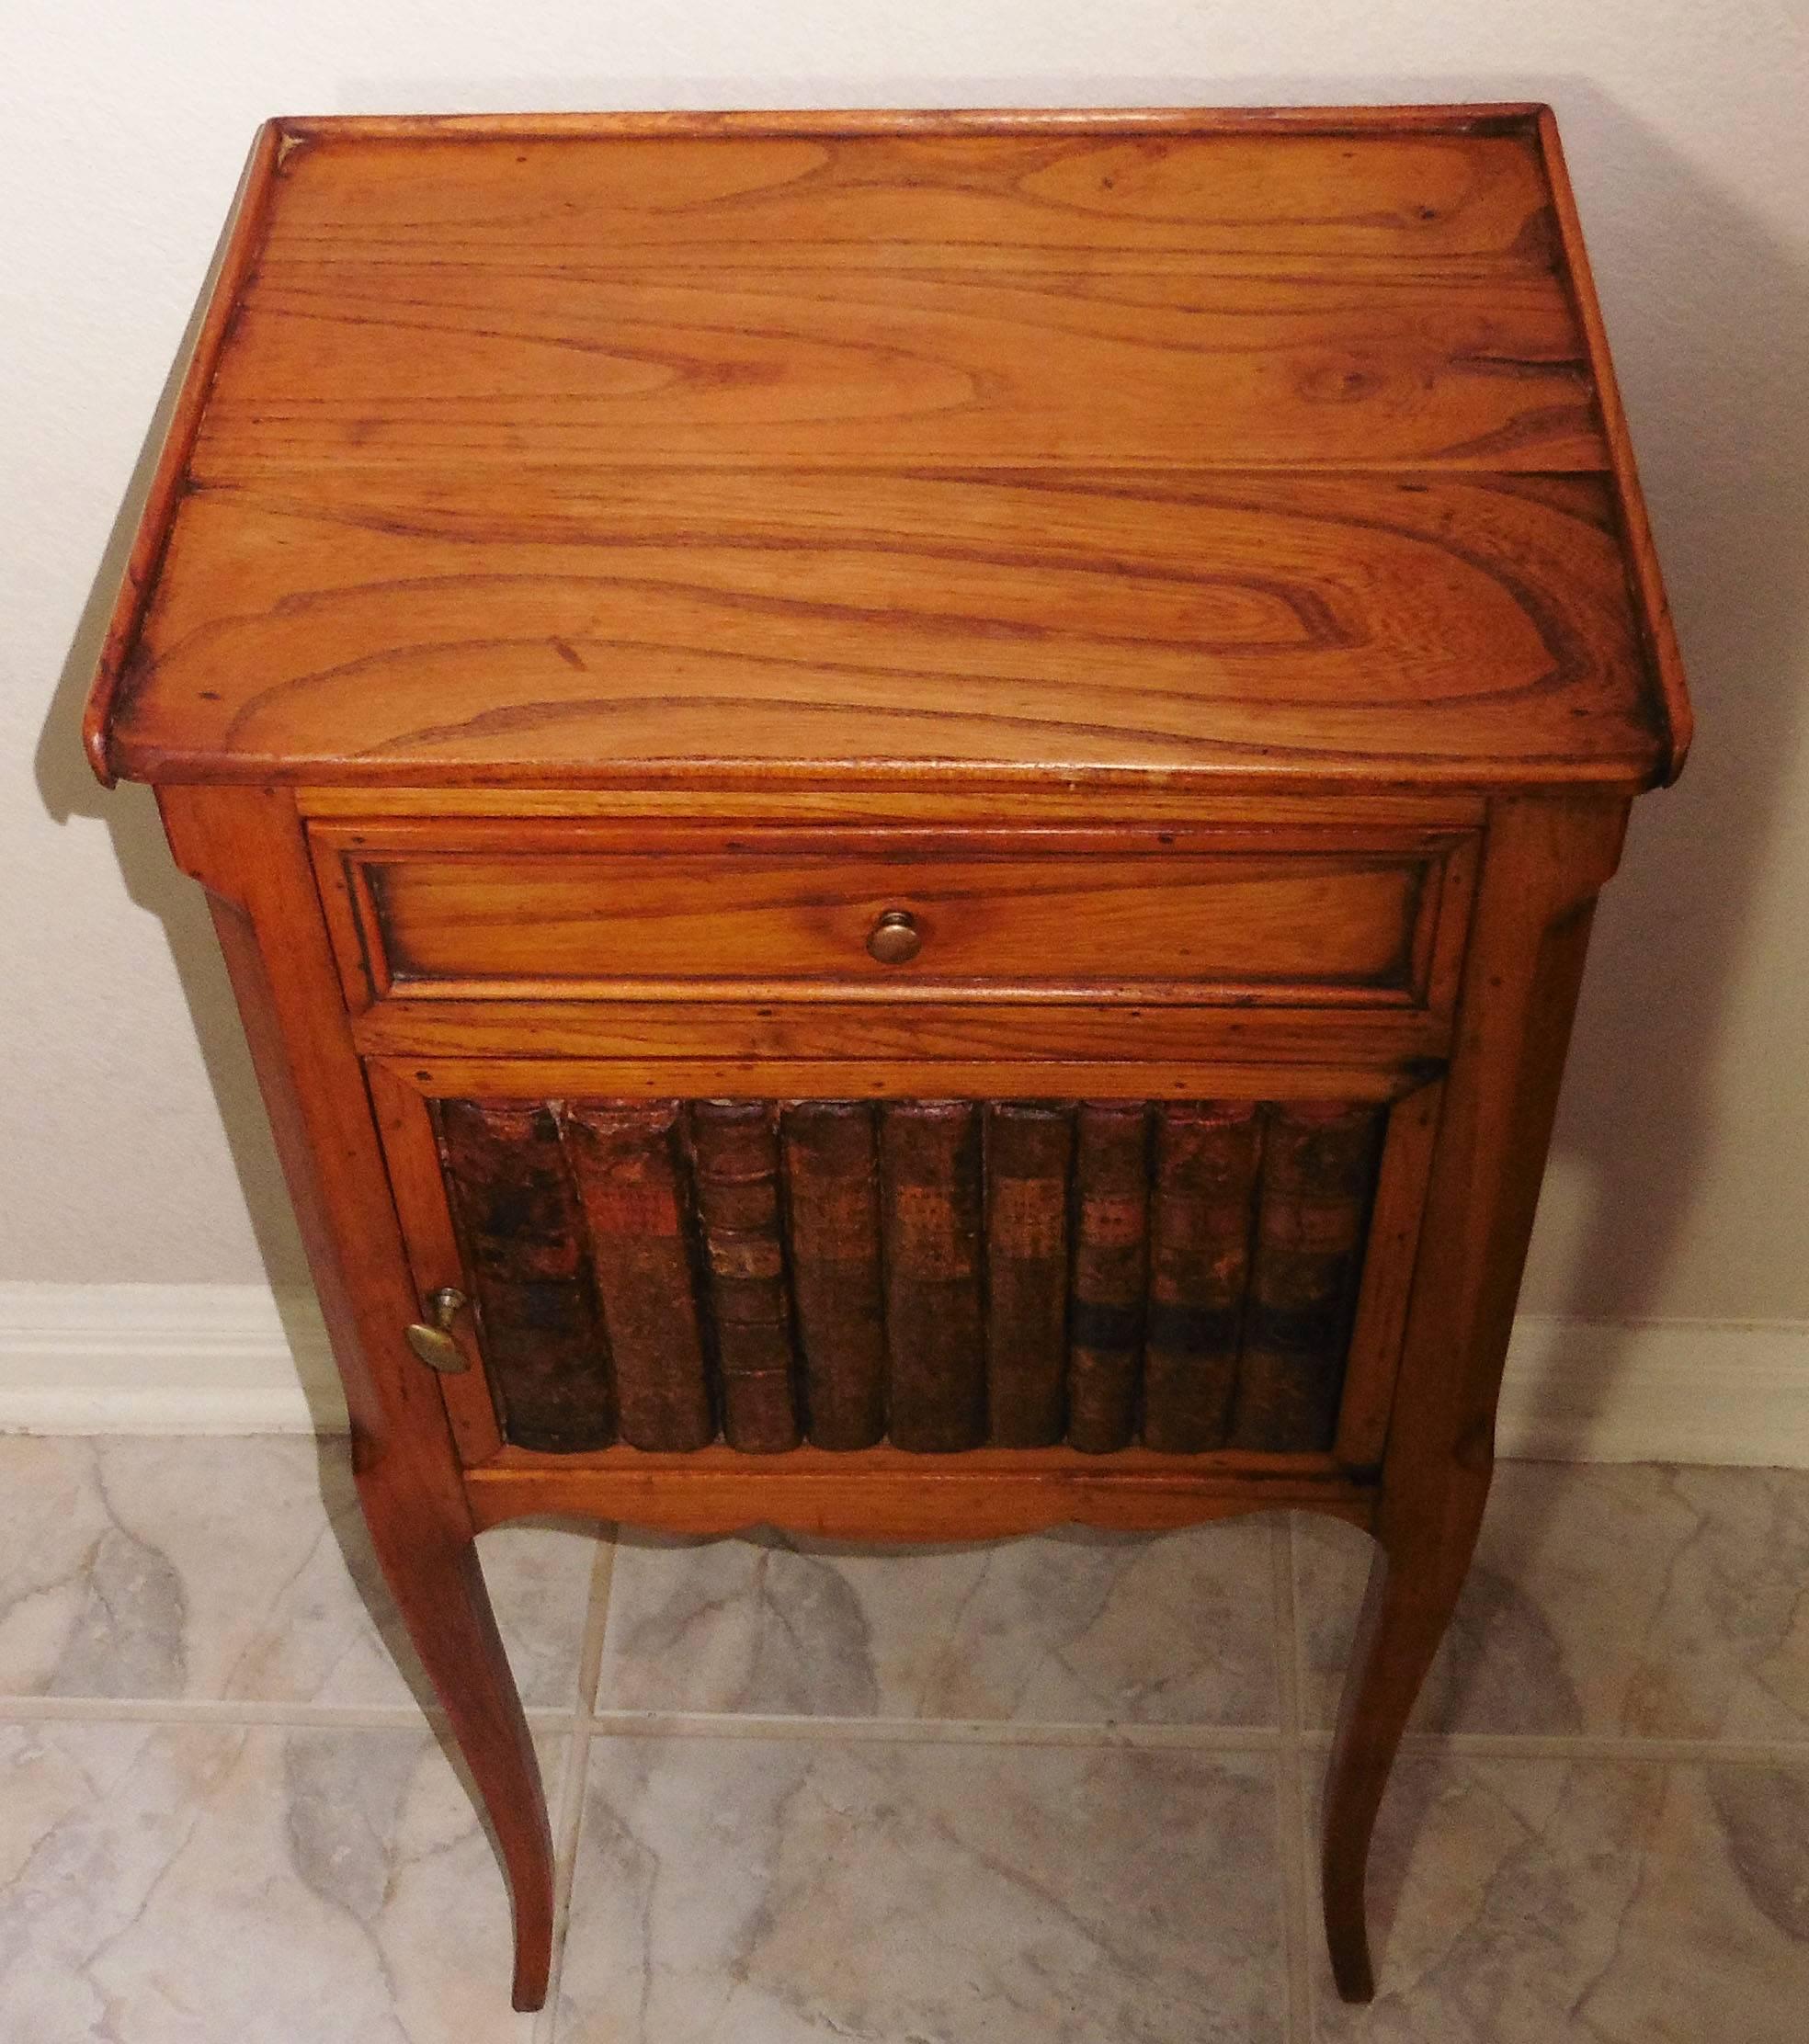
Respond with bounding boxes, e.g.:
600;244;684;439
432;1096;1389;1457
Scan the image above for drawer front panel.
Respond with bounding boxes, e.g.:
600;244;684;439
376;1083;1427;1470
314;824;1475;1013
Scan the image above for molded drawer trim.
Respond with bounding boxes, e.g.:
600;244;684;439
312;821;1477;1019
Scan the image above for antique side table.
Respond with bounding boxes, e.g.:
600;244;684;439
84;106;1689;2011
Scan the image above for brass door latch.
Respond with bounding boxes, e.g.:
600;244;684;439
405;1286;471;1373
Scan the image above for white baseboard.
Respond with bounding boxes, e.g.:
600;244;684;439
0;1284;1804;1467
0;1284;345;1435
1493;1313;1809;1467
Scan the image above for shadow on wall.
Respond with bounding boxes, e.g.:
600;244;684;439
31;177;314;1297
29;79;1807;1368
1518;88;1809;1337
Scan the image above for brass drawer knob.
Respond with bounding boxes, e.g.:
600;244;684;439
867;909;922;964
406;1286;471;1373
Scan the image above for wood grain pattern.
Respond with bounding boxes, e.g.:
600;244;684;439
464;1445;1374;1541
327;830;1451;1009
84;107;1685;791
295;785;1487;826
363;1062;505;1465
114;467;1660;787
81;121;283;788
85;107;1689;2016
345;994;1457;1070
199;127;1594;473
1534;108;1691;781
381;1054;1428;1106
1331;1078;1444;1471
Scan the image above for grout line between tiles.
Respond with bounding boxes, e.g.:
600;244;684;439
1273;1516;1314;2044
1296;1744;1325;2041
1392;1730;1809;1766
1299;1722;1809;1765
2;1691;1803;1771
576;1523;618;1721
538;1527;619;2042
0;1692;578;1732
584;1709;1284;1751
1290;1508;1324;1742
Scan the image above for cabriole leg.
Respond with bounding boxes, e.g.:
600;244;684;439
156;789;559;2010
358;1469;554;2011
1319;1482;1488;2003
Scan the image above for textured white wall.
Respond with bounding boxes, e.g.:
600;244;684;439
5;3;1806;1327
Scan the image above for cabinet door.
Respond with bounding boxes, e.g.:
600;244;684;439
369;1062;1439;1476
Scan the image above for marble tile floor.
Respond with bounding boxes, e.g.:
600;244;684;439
1;1439;1806;2041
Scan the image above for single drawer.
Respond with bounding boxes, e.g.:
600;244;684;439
311;822;1476;1013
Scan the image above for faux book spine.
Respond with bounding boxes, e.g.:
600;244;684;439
1143;1102;1263;1453
1229;1104;1386;1454
558;1101;714;1451
881;1101;986;1451
690;1101;801;1453
782;1101;887;1448
984;1102;1074;1447
435;1100;617;1453
1067;1102;1151;1454
427;1092;1388;1460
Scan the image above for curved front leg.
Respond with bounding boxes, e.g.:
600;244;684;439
157;789;558;2009
358;1468;554;2011
1318;794;1628;2000
1318;1494;1485;2003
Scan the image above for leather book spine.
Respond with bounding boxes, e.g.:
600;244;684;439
436;1099;617;1452
880;1100;986;1452
689;1101;801;1453
557;1101;714;1451
984;1102;1074;1446
1229;1103;1385;1454
1067;1101;1151;1453
1142;1101;1263;1452
781;1101;886;1449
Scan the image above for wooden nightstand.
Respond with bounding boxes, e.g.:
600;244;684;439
83;105;1689;2012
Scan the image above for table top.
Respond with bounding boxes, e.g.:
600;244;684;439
85;106;1689;794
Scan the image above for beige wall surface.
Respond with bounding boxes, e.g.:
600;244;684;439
4;3;1805;1326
